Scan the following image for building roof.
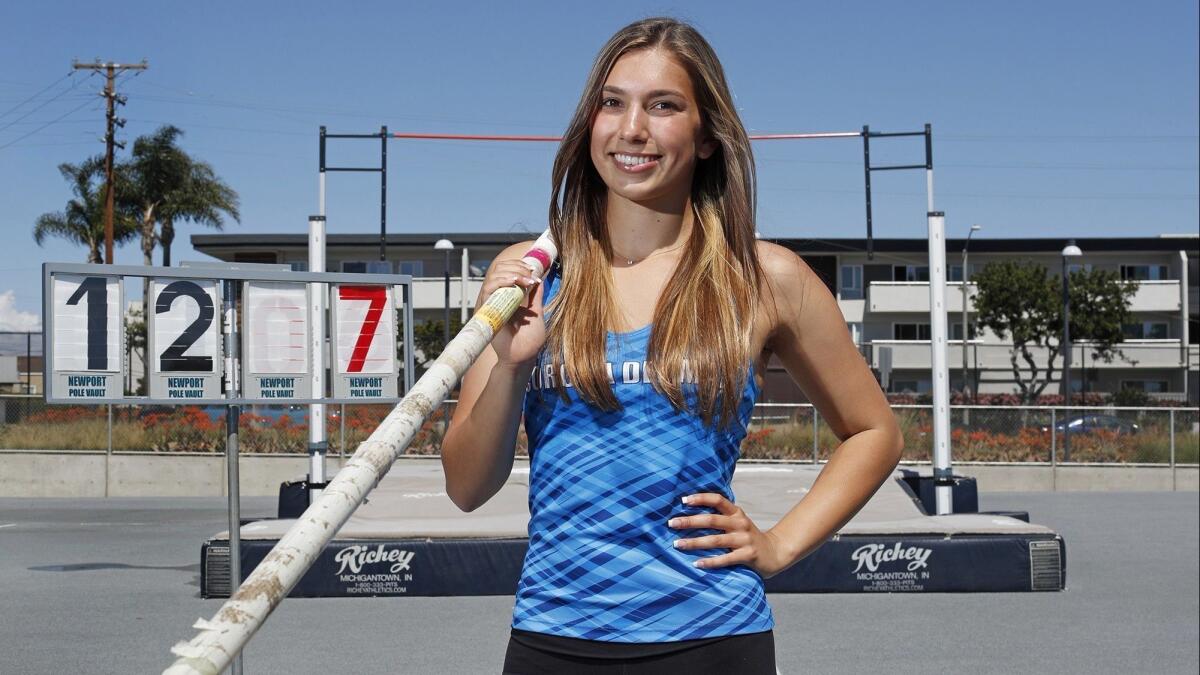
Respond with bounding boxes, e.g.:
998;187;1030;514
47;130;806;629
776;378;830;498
192;232;1200;256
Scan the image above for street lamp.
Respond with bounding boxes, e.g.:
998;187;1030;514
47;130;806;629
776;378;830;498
1061;240;1083;462
962;224;981;403
434;238;454;426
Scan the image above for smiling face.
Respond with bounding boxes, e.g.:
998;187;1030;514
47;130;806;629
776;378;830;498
589;48;717;209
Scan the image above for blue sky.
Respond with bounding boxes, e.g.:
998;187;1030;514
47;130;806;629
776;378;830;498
1;0;1197;329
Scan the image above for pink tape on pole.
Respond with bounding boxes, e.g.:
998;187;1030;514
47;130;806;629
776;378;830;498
524;248;552;275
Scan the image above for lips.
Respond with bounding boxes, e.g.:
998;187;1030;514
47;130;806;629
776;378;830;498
611;152;661;173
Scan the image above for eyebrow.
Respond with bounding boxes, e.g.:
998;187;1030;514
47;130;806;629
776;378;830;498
602;85;686;99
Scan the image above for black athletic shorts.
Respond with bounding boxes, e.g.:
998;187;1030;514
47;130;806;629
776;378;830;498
502;628;776;674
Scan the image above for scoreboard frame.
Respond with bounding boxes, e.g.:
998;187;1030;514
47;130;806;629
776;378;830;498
42;262;415;405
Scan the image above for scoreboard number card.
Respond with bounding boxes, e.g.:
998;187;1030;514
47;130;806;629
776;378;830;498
241;281;312;400
50;274;124;400
330;284;398;399
148;278;222;400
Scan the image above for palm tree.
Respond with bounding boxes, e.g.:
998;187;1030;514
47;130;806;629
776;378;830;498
158;160;240;267
125;125;239;268
33;157;137;263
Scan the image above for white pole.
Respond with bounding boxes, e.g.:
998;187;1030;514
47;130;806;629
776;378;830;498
1180;251;1189;402
164;231;559;675
928;211;953;515
461;247;470;324
308;216;327;499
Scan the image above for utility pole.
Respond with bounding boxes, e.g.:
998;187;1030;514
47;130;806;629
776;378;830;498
72;59;147;264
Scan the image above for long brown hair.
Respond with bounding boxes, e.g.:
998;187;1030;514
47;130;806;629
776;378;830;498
546;17;763;427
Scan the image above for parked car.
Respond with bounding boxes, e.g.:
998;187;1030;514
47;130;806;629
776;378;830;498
1042;414;1140;435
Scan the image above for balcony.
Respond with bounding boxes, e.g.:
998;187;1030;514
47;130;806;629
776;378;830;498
867;280;1182;314
869;339;1191;371
868;282;974;314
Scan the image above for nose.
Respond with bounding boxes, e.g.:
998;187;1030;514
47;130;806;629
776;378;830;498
619;106;648;143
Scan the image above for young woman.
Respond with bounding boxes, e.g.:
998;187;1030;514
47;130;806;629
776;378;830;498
442;17;902;674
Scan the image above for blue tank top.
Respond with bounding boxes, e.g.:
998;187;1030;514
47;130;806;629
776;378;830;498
512;265;773;642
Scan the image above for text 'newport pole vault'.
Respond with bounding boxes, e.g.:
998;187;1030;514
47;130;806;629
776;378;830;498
164;125;943;674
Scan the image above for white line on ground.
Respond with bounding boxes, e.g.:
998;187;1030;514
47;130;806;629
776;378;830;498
0;523;16;529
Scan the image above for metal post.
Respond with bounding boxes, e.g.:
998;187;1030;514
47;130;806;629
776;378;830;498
861;125;873;260
443;248;451;426
812;406;819;464
25;331;31;394
1050;408;1057;491
928;211;953;515
1170;409;1176;491
308;216;327;500
105;403;112;497
318;126;326;216
340;403;346;458
380;125;388;263
461;248;470;324
222;278;243;675
1062;254;1072;463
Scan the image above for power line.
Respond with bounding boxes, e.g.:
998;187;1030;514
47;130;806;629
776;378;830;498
0;73;88;134
0;97;98;151
0;71;73;121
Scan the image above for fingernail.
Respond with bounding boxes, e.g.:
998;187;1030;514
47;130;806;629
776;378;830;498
693;560;705;569
667;518;680;528
673;539;683;549
681;496;692;504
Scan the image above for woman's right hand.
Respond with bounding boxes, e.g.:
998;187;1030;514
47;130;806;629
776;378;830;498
476;255;547;367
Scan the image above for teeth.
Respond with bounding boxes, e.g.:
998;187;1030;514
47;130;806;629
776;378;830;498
616;153;656;166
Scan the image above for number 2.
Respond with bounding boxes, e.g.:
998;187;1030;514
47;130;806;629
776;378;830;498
156;280;215;372
339;285;387;373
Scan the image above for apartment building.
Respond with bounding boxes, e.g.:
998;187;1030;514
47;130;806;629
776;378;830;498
191;232;1199;404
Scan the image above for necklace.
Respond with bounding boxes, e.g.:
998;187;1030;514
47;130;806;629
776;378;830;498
611;241;685;266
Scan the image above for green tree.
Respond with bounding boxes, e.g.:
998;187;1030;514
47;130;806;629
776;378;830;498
33;157;137;262
124;125;240;268
413;317;464;368
973;262;1137;402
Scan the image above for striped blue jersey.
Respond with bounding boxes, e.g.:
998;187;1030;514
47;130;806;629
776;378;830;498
513;266;773;642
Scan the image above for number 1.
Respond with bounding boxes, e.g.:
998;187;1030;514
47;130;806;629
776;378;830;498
66;276;108;370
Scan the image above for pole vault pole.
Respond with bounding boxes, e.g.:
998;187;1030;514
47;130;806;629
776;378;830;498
165;232;558;675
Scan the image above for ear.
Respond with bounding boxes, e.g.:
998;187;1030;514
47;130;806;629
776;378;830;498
697;136;718;160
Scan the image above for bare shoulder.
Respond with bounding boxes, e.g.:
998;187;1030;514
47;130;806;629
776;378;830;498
755;240;815;297
492;240;539;266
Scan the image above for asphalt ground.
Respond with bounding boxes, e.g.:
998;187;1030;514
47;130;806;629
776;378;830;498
1;490;1197;675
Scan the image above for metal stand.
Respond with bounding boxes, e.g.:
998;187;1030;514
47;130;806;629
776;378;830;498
222;278;243;675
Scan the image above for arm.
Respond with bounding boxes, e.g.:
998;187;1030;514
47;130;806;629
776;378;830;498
672;243;903;576
756;244;903;568
440;242;546;512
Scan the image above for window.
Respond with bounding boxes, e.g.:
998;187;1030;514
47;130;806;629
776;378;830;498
397;261;424;276
893;265;929;282
846;322;863;344
948;265;963;282
839;265;863;300
1122;321;1169;339
950;323;978;340
1120;264;1169;281
893;323;931;340
289;261;308;272
890;379;930;394
1067;263;1092;274
342;261;393;274
1121;380;1169;393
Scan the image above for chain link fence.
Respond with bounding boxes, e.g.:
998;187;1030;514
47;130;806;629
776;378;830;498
1;397;1197;466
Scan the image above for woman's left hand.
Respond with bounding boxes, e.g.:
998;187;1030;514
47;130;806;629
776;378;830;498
669;493;795;578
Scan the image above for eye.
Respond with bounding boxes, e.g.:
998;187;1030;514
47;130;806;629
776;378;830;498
600;97;621;108
651;100;680;111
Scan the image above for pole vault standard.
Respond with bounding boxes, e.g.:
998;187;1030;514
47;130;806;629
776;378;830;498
386;125;952;511
164;124;951;673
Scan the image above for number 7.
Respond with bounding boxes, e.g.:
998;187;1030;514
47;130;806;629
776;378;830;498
338;285;387;373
